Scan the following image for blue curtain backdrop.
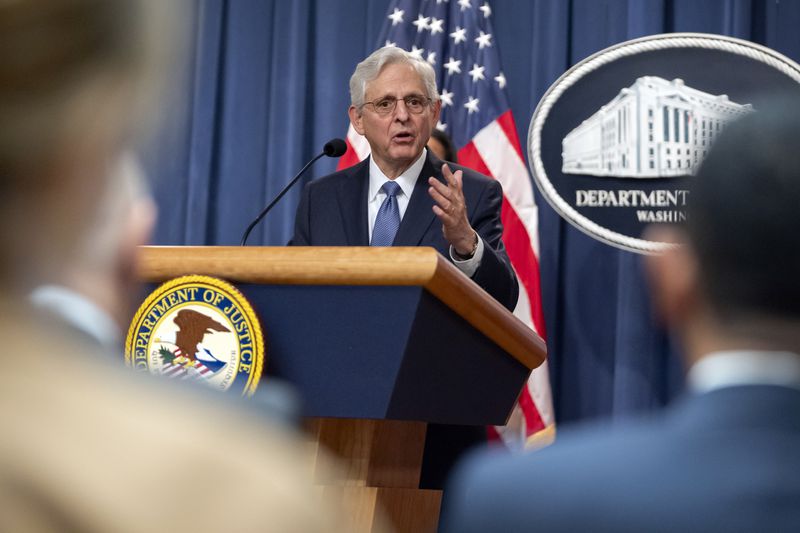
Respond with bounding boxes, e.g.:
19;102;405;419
149;0;800;426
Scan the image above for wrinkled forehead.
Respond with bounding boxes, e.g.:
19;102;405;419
365;62;427;100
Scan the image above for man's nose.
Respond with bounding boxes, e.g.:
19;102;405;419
393;99;410;121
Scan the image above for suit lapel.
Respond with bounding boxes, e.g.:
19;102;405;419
336;159;370;245
393;153;441;246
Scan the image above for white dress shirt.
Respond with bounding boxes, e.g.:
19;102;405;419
367;148;484;277
688;350;800;393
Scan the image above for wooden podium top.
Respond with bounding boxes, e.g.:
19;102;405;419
137;246;546;370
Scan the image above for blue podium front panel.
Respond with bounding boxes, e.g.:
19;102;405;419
232;284;529;424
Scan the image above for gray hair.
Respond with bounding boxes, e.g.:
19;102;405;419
349;46;439;108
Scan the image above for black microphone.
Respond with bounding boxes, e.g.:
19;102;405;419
322;138;347;157
240;138;347;246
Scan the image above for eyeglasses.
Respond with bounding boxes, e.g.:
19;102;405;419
360;95;432;116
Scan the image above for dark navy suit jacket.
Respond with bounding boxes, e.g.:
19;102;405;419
290;151;519;488
442;385;800;532
291;152;519;311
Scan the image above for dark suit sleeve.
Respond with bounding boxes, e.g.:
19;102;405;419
468;176;519;311
288;182;311;246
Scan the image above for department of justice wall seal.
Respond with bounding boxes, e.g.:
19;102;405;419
528;33;800;253
125;275;265;396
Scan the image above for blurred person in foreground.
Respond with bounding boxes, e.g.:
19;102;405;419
0;1;348;531
442;100;800;532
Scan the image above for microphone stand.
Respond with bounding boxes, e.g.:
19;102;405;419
239;152;326;246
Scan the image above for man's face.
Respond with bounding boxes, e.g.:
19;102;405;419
349;62;441;179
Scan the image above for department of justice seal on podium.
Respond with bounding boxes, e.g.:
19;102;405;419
125;275;264;396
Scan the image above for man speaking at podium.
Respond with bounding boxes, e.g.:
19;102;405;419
290;46;518;312
290;45;519;489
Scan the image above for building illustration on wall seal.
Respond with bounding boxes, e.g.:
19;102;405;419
561;76;753;178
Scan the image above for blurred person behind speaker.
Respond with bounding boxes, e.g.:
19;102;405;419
0;1;352;531
427;128;458;164
442;98;800;532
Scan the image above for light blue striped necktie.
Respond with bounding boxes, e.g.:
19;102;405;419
371;181;401;246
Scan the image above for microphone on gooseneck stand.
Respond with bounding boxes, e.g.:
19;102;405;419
239;138;347;246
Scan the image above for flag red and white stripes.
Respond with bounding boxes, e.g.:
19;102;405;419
161;355;213;381
460;111;554;448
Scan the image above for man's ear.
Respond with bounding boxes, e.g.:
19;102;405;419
643;225;700;330
431;98;441;125
348;105;365;135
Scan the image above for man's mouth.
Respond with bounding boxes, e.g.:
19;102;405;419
392;132;414;143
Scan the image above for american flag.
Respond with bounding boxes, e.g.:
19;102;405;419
339;0;554;448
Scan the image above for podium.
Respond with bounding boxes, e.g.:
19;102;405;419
137;246;546;532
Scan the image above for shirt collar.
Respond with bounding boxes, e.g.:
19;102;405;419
368;148;427;201
688;350;800;393
30;284;122;354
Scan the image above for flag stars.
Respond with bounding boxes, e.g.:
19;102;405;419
436;121;447;131
412;14;430;32
494;72;507;89
429;17;444;35
475;30;492;49
440;89;454;107
409;45;425;59
388;8;404;26
464;96;480;114
426;51;437;65
385;39;397;47
450;26;467;44
469;63;486;82
479;2;492;18
458;0;471;11
444;57;462;75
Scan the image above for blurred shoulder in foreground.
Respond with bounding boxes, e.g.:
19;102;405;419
0;310;344;532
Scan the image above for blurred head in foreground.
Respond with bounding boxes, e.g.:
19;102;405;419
0;2;351;531
646;98;800;362
0;0;170;294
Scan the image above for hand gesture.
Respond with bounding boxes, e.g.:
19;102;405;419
428;164;478;256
